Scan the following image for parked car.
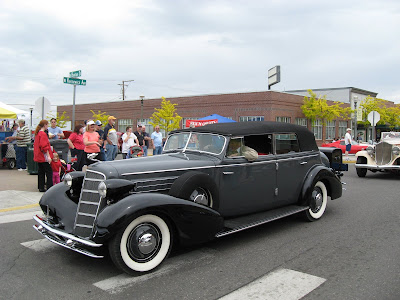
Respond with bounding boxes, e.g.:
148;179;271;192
33;122;345;274
321;139;368;154
355;132;400;177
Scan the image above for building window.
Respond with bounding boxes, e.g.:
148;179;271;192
338;121;347;139
137;118;154;134
296;118;307;127
118;119;133;131
276;117;291;123
239;116;264;122
312;119;322;140
325;120;336;141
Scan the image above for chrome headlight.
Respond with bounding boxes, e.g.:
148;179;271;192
98;181;107;198
366;146;375;156
392;146;400;156
64;173;73;187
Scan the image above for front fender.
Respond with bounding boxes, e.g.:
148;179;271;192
39;183;78;233
299;166;342;205
95;193;224;245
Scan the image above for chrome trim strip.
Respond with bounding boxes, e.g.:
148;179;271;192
355;164;400;169
80;201;99;205
121;153;320;176
78;212;96;217
84;178;104;182
81;189;100;193
75;224;93;228
33;215;102;247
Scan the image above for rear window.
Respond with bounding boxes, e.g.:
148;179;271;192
275;133;300;154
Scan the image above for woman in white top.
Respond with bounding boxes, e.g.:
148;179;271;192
121;126;139;159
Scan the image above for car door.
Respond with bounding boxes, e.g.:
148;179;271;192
274;133;319;206
216;136;277;217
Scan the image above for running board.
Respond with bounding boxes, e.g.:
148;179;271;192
215;205;309;238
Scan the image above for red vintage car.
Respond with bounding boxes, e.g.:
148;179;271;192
321;139;368;154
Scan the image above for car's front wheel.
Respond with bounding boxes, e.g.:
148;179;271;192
304;181;328;221
109;214;172;274
356;157;367;177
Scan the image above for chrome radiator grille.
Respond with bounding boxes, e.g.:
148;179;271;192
74;170;105;238
375;142;392;165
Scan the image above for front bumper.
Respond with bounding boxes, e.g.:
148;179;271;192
355;164;400;170
33;215;104;258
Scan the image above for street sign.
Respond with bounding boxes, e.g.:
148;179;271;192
368;111;380;126
63;77;86;86
69;70;81;78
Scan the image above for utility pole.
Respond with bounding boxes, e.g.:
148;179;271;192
118;80;134;100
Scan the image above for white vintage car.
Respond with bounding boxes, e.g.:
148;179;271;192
355;132;400;177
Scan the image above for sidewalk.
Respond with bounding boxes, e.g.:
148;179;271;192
343;154;356;163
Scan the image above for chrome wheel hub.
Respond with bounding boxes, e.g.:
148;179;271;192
127;223;161;262
190;188;209;206
311;188;323;213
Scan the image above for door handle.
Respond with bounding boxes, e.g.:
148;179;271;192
300;161;308;165
223;171;234;175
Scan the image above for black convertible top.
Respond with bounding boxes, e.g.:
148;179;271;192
171;121;318;151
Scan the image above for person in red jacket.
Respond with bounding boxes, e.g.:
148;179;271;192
34;119;53;192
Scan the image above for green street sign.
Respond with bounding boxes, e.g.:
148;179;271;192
63;77;86;86
70;70;81;77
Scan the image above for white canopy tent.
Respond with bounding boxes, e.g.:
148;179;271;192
0;102;30;130
0;102;29;119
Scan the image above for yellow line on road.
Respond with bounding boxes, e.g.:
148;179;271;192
0;203;39;212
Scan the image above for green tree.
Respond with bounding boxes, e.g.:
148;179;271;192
90;110;110;125
358;96;389;127
301;89;352;125
385;106;400;129
47;111;70;129
150;97;182;134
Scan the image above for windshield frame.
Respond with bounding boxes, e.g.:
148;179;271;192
163;132;227;156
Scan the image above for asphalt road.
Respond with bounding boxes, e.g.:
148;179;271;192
0;166;399;300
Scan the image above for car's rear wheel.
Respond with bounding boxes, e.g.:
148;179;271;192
109;214;172;274
304;181;327;221
169;171;218;209
356;157;367;177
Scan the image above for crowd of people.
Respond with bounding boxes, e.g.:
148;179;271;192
3;115;165;192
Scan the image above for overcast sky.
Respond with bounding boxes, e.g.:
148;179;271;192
1;0;399;112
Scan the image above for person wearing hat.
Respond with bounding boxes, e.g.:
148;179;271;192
95;120;106;161
83;120;101;166
344;128;352;159
103;116;118;161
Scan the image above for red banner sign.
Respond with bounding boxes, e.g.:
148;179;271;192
185;119;218;128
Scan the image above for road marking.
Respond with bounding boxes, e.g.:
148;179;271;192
0;210;41;224
21;238;58;252
93;249;216;294
0;203;39;213
218;268;326;300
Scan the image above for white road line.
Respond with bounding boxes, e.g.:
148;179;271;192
93;249;216;294
219;268;326;300
21;238;58;252
0;210;41;224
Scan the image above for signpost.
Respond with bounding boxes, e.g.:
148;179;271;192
63;70;85;127
268;65;281;90
368;111;380;142
34;97;51;120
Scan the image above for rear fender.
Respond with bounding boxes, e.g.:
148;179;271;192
95;193;224;245
299;166;342;205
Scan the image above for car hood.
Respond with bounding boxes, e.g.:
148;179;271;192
87;152;220;179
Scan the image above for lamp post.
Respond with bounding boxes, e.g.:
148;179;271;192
140;95;145;121
353;96;358;140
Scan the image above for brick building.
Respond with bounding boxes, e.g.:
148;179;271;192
58;90;352;145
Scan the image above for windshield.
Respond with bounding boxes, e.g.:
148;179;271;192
164;132;226;155
381;132;400;140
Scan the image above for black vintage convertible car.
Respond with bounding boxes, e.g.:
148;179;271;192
33;122;345;274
